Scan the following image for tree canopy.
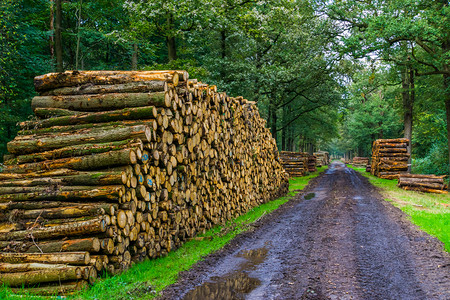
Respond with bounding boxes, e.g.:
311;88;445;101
0;0;448;175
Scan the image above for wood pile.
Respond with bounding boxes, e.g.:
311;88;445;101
308;155;317;173
352;157;369;168
398;174;448;194
279;152;309;177
0;70;289;295
313;151;329;167
370;138;409;179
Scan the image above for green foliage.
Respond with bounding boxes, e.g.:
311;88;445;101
412;142;449;175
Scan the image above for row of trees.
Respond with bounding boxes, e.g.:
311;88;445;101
0;0;342;158
0;0;448;175
323;0;449;175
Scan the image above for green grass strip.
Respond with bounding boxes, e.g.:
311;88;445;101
349;165;450;252
1;167;326;300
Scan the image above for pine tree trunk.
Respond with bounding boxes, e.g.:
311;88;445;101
55;0;63;72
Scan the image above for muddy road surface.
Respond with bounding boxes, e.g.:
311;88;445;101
161;162;450;300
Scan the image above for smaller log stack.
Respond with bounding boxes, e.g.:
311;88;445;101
352;157;369;168
398;174;448;194
371;138;409;179
279;152;309;177
308;155;317;173
314;152;329;167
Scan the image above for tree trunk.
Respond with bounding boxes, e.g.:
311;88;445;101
271;103;277;143
55;0;63;72
75;0;82;70
0;266;83;287
34;70;186;91
0;219;106;241
49;0;54;60
166;14;177;61
31;92;169;112
131;43;138;70
401;65;413;172
40;81;166;96
8;126;149;154
21;106;158;129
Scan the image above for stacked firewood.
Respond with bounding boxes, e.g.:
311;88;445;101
352;157;369;168
398;174;448;194
370;138;409;179
279;152;309;177
308;155;317;173
313;151;329;167
0;70;289;295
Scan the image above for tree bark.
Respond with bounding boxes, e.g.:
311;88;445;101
55;0;63;72
21;106;158;129
166;14;177;61
34;70;187;91
132;43;138;70
41;81;166;96
0;266;83;287
8;125;150;154
31;92;169;112
75;0;82;70
5;140;142;164
0;219;106;241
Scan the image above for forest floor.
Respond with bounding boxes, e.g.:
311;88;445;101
160;162;450;300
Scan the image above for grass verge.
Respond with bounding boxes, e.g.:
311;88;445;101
1;167;326;300
349;165;450;252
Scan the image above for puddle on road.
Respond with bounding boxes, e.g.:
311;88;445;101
183;247;268;300
305;193;316;200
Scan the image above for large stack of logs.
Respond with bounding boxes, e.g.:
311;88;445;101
313;151;329;167
398;174;448;194
370;138;409;179
0;70;289;295
352;157;369;168
308;155;317;173
279;152;309;177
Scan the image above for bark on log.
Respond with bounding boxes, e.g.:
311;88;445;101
0;219;107;241
0;186;124;202
10;280;88;295
0;266;83;287
41;81;167;96
31;92;170;112
3;149;137;173
20;106;158;129
0;252;90;265
34;70;188;91
8;125;151;154
4;140;142;165
0;172;124;186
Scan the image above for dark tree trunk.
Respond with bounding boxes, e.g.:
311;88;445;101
49;0;54;60
55;0;63;72
401;65;413;171
166;15;177;61
271;104;277;143
131;43;138;70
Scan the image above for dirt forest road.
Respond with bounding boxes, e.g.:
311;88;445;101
161;162;450;300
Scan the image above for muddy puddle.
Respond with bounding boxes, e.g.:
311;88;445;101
304;193;316;200
182;247;268;300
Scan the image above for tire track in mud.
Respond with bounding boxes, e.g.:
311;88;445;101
160;162;450;300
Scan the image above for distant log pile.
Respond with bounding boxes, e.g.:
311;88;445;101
0;70;289;295
308;155;317;173
352;157;369;168
398;174;448;194
279;152;309;177
313;152;329;167
371;138;409;179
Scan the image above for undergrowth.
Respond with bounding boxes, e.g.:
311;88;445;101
1;167;326;300
350;166;450;252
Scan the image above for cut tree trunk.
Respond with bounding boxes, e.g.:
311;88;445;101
7;126;150;154
34;70;189;91
31;92;170;112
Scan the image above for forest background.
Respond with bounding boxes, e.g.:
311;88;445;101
0;0;448;175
